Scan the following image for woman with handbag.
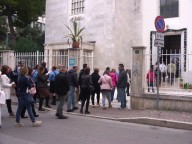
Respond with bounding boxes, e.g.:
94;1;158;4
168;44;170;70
16;67;42;127
98;70;113;110
20;67;39;118
80;67;93;114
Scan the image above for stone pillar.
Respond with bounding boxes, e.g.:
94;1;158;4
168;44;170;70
131;46;146;109
2;50;15;69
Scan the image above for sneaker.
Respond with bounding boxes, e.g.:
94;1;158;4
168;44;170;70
58;115;68;119
92;105;95;108
97;103;100;106
72;106;78;111
15;123;24;127
32;121;42;127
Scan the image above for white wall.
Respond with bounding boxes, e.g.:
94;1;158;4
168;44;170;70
142;0;192;70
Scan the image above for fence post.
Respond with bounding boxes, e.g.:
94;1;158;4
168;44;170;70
36;51;39;65
131;46;146;109
1;50;15;69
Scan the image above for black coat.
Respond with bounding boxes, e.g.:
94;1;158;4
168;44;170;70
55;72;70;96
117;70;127;89
91;72;101;92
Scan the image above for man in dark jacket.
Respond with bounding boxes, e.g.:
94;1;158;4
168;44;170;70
117;64;127;109
55;66;70;119
67;65;79;112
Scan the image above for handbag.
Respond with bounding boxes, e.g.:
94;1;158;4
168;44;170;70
29;86;36;95
28;77;36;95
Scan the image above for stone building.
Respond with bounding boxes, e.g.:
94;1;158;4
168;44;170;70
44;0;142;70
45;0;192;73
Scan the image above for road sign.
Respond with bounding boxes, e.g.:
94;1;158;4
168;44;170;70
155;16;165;33
156;32;164;40
154;39;164;47
69;58;76;67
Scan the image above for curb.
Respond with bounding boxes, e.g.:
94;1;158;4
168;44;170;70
117;117;192;131
12;100;192;131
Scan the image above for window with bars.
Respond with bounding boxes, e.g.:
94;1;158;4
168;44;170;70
71;0;85;15
160;0;179;18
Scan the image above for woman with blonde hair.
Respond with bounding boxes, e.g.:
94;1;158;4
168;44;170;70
16;67;42;127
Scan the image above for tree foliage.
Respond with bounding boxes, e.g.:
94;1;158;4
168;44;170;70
0;0;45;45
14;26;45;52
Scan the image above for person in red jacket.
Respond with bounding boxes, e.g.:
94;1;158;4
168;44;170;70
146;68;156;92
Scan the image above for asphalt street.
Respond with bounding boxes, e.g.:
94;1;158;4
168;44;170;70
0;106;192;144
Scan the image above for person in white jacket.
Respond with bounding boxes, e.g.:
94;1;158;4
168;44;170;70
1;65;16;117
0;90;6;128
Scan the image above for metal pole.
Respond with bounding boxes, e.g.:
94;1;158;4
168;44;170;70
157;47;160;110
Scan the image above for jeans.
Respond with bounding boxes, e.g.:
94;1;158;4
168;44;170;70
16;94;35;123
148;82;154;92
56;95;66;116
67;86;76;110
111;87;115;102
102;91;111;107
118;88;126;108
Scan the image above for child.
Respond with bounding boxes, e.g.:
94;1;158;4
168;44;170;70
146;68;156;92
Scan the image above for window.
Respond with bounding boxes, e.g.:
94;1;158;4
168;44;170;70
71;0;85;15
160;0;179;18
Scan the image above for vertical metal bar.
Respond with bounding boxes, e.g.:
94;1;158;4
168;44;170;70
157;47;160;110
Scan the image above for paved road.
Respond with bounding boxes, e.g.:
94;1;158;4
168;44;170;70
0;107;192;144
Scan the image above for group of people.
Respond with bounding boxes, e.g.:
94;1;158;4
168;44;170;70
146;60;178;92
0;61;131;128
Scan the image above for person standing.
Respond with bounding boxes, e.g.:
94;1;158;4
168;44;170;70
67;65;79;112
80;67;93;114
37;66;50;111
160;62;167;83
146;67;156;92
109;69;118;102
117;64;127;110
78;64;87;104
16;67;42;127
126;69;131;96
49;66;59;105
99;70;113;110
55;66;70;119
167;60;176;85
91;68;101;107
1;65;16;117
0;90;6;128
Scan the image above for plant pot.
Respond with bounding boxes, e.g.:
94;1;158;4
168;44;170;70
72;41;80;48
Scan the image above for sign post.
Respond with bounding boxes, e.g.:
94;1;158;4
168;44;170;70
154;16;165;110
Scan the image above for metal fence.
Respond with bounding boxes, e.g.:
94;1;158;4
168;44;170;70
144;52;192;95
0;50;93;71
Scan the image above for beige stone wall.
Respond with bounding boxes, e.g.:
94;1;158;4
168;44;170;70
45;0;144;71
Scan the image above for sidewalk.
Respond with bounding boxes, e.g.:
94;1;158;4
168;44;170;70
11;96;192;130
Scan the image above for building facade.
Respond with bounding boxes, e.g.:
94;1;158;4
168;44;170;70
45;0;192;72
